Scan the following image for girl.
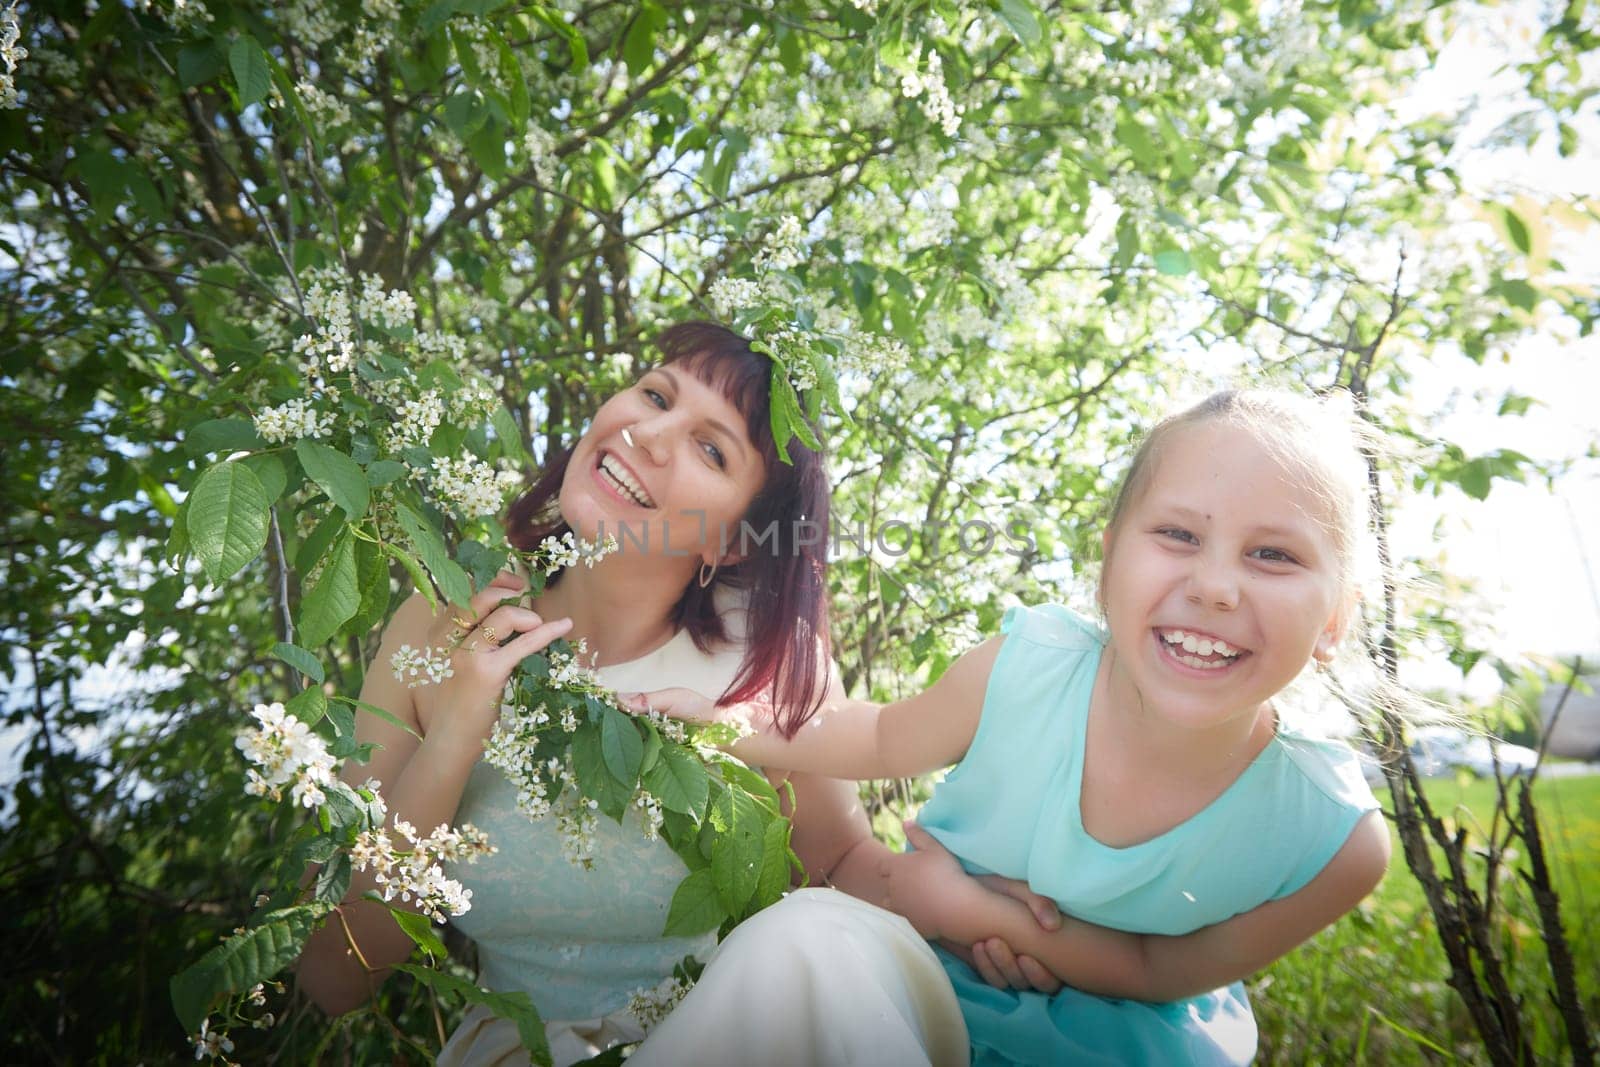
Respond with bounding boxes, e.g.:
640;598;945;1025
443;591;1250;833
632;389;1392;1064
297;322;1059;1067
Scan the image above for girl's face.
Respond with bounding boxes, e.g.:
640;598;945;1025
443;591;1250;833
1099;420;1348;734
561;363;767;566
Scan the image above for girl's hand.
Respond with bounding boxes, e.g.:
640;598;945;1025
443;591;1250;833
411;571;572;747
619;687;748;727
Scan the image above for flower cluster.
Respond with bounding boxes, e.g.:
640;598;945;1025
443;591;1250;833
754;214;805;272
524;125;558;186
707;277;762;319
424;452;524;519
350;817;495;922
900;47;961;137
253;396;337;444
750;325;819;392
1;3;26;110
390;643;455;688
626;972;694;1030
296;80;351;128
534;530;619;575
384;389;446;450
236;702;338;808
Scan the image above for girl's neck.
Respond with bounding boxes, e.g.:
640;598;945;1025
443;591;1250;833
534;552;698;667
1098;650;1277;780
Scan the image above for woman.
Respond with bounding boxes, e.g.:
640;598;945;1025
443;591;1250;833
297;323;1059;1065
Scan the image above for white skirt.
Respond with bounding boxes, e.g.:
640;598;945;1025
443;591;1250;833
437;888;969;1067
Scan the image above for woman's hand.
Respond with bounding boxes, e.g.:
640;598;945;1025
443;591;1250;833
409;571;573;747
899;821;1064;994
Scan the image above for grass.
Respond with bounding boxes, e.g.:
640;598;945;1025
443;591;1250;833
1253;772;1600;1064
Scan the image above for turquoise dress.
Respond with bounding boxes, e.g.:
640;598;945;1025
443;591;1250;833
917;604;1379;1066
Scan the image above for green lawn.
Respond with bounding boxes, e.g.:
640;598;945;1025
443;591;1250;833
1254;773;1600;1064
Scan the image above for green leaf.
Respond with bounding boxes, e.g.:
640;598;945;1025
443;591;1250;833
285;684;328;725
715;759;781;814
1116;115;1159;168
709;790;763;913
622;9;656;75
366;459;407;486
395;965;551;1067
336;695;421;739
241;453;288;504
229;36;272;109
662;868;724;937
396;503;473;607
350;537;392;637
295;440;370;520
170;904;330;1035
642;745;711;818
313;852;352;904
995;0;1043;45
189;461;271;584
571;725;634;820
1500;206;1532;254
754;817;794;906
299;534;361;646
1497;278;1539;313
272;641;325;684
184;417;263;456
385;543;438;610
1153;248;1192;276
390;908;447;959
600;704;645;786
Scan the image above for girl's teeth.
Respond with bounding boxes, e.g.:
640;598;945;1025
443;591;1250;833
1162;630;1237;658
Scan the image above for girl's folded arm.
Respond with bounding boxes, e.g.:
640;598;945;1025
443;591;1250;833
914;811;1390;1002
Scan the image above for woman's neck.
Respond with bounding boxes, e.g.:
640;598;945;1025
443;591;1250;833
533;552;699;667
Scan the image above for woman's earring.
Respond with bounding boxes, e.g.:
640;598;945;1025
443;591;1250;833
698;560;718;588
621;426;635;448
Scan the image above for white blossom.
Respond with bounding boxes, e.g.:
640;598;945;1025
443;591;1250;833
1;3;26;110
235;702;338;809
252;396;336;444
708;276;762;318
390;643;455;687
424;452;522;518
899;47;961;137
524;125;558;186
754;215;805;272
297;81;351;127
192;1017;234;1061
627;972;694;1030
350;819;494;922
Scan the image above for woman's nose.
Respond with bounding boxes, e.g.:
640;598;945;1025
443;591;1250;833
628;413;675;465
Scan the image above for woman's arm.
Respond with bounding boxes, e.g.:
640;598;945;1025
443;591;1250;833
896;814;1391;1002
629;636;1004;780
296;578;571;1015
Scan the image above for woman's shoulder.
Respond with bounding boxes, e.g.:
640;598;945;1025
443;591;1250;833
997;601;1106;651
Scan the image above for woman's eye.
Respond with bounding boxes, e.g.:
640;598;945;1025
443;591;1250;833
642;387;668;409
701;440;726;468
1157;527;1198;545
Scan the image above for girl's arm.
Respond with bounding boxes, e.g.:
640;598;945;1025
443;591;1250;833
777;767;1063;994
896;814;1391;1002
296;578;570;1015
627;636;1005;780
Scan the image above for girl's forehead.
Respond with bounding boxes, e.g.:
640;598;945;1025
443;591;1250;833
1142;422;1339;522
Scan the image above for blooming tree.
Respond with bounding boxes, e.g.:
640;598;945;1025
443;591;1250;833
1;0;1594;1061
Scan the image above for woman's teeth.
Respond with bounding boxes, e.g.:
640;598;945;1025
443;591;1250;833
600;455;655;507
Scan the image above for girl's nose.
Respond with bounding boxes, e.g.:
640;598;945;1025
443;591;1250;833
1186;556;1240;611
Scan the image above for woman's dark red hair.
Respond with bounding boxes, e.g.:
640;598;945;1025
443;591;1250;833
504;322;831;738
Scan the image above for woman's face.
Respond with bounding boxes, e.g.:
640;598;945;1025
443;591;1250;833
561;363;767;566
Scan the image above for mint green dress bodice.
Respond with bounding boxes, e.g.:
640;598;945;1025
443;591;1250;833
917;604;1380;1066
444;625;743;1024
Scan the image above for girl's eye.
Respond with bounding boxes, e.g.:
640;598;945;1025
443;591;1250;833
1157;527;1198;545
701;440;726;468
642;387;668;409
1251;546;1299;565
